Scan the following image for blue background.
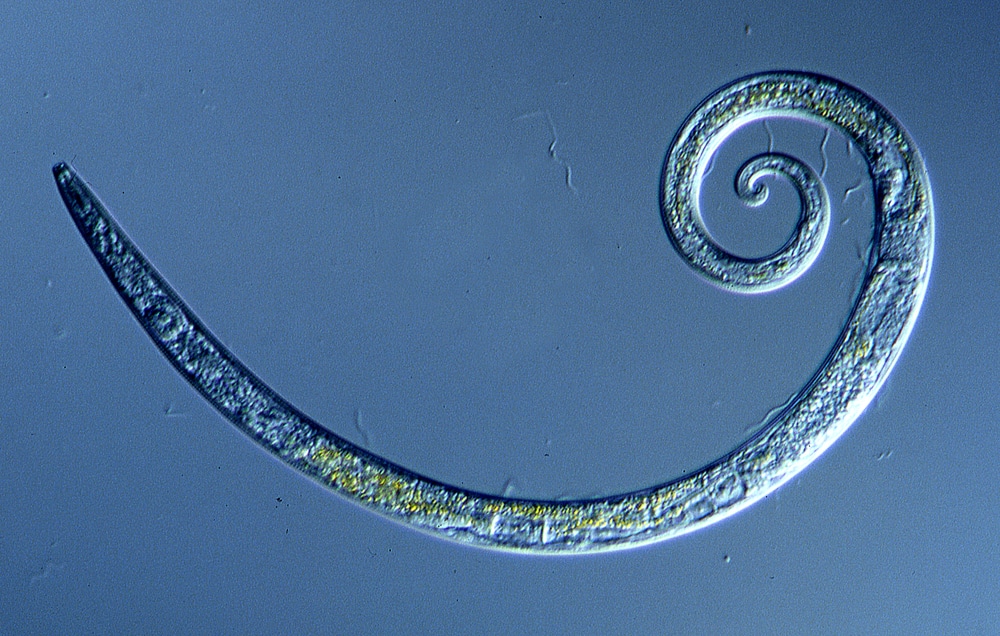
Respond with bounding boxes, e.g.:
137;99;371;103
3;2;997;633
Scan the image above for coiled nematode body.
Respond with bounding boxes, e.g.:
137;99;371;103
55;72;932;553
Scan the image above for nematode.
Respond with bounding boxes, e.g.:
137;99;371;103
55;72;933;553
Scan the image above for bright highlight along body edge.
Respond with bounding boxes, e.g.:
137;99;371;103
54;71;933;553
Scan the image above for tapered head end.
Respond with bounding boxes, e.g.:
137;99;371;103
53;162;74;187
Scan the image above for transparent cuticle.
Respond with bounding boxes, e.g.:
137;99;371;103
55;72;933;553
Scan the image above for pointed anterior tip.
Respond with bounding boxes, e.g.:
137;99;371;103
52;162;93;223
53;162;74;187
